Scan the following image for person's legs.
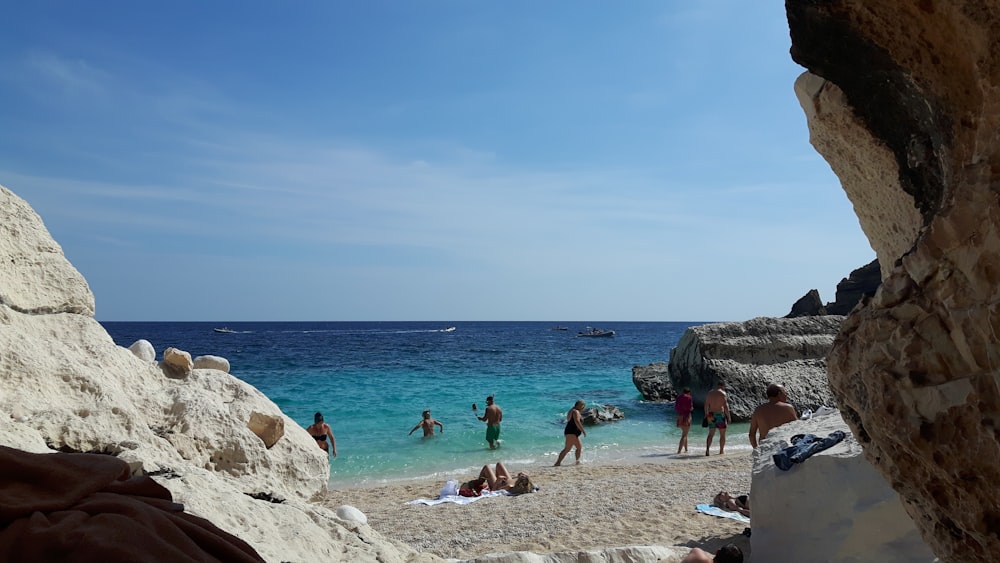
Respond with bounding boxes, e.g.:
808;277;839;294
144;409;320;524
572;435;583;463
706;427;716;456
554;435;574;466
479;464;498;488
679;425;690;453
495;461;511;480
719;427;727;455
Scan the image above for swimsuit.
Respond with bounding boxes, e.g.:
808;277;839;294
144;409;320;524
674;394;693;427
312;434;327;441
564;419;582;436
486;424;501;443
712;412;727;429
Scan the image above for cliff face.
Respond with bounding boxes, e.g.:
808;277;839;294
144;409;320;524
0;185;424;562
789;1;1000;560
667;316;843;421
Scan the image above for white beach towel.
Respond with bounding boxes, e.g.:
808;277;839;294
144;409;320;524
695;503;751;524
407;490;510;506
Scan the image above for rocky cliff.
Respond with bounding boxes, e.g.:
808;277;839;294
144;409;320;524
0;185;429;563
667;316;843;421
789;1;1000;560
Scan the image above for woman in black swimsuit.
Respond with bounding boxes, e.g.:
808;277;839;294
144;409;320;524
554;400;587;466
306;412;337;458
713;491;750;517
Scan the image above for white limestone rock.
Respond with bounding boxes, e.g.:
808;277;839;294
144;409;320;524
336;505;368;526
128;339;156;362
0;184;427;563
194;354;230;372
0;184;94;315
750;412;935;562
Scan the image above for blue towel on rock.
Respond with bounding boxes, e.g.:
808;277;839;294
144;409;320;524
772;431;846;471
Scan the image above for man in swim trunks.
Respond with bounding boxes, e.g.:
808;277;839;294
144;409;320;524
704;382;731;456
477;395;503;449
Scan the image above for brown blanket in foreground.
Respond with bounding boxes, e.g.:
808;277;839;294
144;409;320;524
0;445;264;562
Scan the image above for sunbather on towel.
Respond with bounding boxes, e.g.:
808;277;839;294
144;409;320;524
713;491;750;517
461;461;535;496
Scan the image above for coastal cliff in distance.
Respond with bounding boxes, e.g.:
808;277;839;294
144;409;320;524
790;1;1000;560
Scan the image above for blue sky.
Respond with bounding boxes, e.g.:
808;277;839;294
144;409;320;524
0;1;874;322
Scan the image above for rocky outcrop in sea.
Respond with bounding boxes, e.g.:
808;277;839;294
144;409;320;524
665;316;843;422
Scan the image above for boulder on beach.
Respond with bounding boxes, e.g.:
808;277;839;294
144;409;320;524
0;184;425;563
750;412;934;562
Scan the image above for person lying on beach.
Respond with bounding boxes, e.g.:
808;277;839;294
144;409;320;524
460;461;535;496
408;409;444;437
681;543;744;563
713;491;750;517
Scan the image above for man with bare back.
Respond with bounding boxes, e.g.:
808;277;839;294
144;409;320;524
749;383;798;448
704;381;731;456
477;395;503;449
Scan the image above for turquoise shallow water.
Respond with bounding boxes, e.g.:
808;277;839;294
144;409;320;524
102;321;752;487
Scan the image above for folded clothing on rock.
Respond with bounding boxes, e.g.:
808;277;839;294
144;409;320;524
772;431;846;471
0;445;264;562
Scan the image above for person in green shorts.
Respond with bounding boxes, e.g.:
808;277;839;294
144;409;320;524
477;395;503;449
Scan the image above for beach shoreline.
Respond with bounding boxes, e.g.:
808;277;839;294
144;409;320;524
320;449;754;561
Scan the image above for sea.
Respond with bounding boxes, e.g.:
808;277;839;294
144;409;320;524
100;321;752;488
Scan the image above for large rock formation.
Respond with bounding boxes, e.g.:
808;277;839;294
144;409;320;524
667;316;843;421
787;259;882;317
750;412;934;562
788;2;1000;560
0;185;429;562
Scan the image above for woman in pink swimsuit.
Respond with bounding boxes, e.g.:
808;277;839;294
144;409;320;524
674;388;693;454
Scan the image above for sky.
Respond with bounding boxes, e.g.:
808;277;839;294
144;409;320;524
0;1;875;322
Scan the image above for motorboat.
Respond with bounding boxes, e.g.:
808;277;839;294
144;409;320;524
441;326;456;332
551;326;569;331
577;327;615;337
213;327;237;334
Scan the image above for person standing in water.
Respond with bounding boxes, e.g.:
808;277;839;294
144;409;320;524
554;400;587;466
704;381;731;456
476;395;503;449
408;409;444;437
674;387;694;454
307;412;337;458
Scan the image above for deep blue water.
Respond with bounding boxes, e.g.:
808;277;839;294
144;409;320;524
101;321;751;486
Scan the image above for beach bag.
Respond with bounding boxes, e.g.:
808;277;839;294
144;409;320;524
702;415;709;428
440;479;459;498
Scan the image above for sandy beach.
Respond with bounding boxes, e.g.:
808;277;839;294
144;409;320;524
321;450;754;561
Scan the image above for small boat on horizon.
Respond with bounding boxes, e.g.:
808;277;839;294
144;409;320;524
551;326;569;331
577;327;615;338
441;326;456;332
213;327;237;334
